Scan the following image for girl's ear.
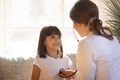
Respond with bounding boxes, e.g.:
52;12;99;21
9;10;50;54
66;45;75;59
44;40;46;45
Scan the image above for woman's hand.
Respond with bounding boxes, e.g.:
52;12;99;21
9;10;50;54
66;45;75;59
58;68;77;79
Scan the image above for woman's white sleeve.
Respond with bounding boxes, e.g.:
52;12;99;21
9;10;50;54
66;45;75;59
76;40;96;80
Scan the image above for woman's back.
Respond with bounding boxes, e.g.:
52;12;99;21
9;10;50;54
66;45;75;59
86;34;120;80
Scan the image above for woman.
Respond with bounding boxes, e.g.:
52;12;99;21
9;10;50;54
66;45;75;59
70;0;120;80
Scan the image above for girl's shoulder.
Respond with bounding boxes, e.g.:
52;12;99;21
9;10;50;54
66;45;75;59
62;54;72;63
62;54;70;59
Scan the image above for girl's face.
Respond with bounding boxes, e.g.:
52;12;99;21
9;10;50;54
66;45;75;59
73;22;89;37
44;34;62;53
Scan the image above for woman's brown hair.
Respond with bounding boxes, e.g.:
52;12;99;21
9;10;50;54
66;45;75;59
70;0;113;40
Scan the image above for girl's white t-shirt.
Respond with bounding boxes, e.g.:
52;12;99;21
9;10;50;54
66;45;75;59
33;54;73;80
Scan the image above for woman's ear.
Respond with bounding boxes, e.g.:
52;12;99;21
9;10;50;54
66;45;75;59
73;23;81;30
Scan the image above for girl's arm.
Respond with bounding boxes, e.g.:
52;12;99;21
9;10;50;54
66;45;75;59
31;65;41;80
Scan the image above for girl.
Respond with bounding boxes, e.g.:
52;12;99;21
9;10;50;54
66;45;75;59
70;0;120;80
31;26;73;80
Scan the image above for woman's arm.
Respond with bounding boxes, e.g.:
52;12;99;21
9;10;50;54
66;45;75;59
31;65;41;80
77;40;95;80
61;68;76;80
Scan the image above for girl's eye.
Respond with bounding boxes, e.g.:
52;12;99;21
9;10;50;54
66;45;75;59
58;35;61;39
51;35;55;38
50;35;61;39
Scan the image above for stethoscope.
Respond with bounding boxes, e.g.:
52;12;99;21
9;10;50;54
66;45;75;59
72;28;79;42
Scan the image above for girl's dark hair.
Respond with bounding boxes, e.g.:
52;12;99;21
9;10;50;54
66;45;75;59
37;26;63;58
70;0;113;40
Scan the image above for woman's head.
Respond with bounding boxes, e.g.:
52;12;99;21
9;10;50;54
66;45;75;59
37;26;63;58
70;0;98;25
70;0;113;40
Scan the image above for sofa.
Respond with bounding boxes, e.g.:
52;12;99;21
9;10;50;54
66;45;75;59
0;54;76;80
